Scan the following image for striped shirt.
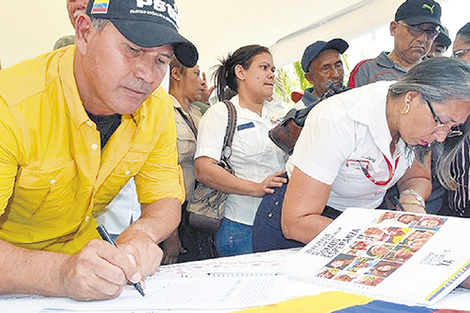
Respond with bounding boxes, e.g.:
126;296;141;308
447;137;470;217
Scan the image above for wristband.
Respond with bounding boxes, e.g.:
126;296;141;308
400;189;425;208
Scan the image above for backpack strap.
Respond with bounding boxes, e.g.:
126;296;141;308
221;100;237;161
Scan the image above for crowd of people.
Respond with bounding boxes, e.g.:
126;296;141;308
0;0;470;301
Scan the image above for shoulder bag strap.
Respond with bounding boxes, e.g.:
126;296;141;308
221;100;237;161
175;107;198;137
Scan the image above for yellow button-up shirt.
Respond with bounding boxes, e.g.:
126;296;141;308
0;46;184;254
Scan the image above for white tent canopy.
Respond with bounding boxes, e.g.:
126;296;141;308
0;0;464;73
178;0;404;71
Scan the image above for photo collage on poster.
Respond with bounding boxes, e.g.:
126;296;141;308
315;212;447;286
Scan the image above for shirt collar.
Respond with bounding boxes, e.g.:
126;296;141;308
347;81;396;158
170;94;181;108
301;87;319;106
59;45;90;128
377;51;407;73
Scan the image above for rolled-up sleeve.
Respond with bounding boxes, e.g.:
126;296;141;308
0;99;21;215
135;101;185;205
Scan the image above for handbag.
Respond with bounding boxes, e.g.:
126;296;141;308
268;83;347;155
187;100;237;234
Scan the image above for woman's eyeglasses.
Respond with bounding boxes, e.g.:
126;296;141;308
424;98;462;138
452;48;470;59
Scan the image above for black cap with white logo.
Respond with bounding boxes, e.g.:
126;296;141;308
86;0;198;67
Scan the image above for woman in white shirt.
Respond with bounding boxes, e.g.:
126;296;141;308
282;57;470;244
195;45;289;256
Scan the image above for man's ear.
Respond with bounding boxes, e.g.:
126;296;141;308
67;0;89;28
74;14;95;55
304;71;314;84
390;21;399;36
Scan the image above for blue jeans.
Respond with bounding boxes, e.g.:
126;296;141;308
216;218;253;257
252;180;303;252
253;174;342;253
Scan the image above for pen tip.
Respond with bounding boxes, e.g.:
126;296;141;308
135;283;145;297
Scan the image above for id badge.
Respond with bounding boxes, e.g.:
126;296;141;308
346;159;369;171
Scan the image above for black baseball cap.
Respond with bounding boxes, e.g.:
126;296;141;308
301;39;348;72
86;0;198;67
435;25;451;48
395;0;441;27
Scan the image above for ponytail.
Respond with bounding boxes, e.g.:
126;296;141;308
212;44;271;101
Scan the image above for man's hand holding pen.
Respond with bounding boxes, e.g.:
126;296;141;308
57;238;144;300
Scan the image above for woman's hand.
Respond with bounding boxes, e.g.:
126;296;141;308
400;202;426;214
161;230;186;265
196;156;286;197
255;170;287;196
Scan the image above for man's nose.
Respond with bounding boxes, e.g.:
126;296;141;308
330;67;342;79
135;56;158;84
416;31;429;43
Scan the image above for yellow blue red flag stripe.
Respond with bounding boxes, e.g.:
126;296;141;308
234;291;470;313
90;0;109;14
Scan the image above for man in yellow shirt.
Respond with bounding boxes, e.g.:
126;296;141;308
0;0;197;300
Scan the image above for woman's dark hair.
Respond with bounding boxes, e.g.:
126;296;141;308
457;21;470;44
212;45;270;100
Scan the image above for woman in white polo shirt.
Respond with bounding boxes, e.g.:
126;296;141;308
195;45;290;257
282;57;470;244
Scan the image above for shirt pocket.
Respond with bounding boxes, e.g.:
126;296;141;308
96;147;151;212
176;128;196;165
340;152;370;184
111;144;152;179
14;160;78;219
233;123;263;158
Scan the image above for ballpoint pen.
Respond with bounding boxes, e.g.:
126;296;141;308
390;195;406;212
96;225;145;297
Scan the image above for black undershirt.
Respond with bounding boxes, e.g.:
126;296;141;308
86;111;122;149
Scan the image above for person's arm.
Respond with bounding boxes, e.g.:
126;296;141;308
0;236;143;300
195;156;286;197
116;198;181;276
397;153;432;214
161;229;186;265
280;99;354;244
195;102;286;197
121;95;184;276
347;60;371;89
281;166;333;244
462;277;470;289
201;72;215;103
0;104;142;300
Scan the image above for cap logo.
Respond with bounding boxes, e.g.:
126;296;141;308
422;3;435;14
135;0;178;28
